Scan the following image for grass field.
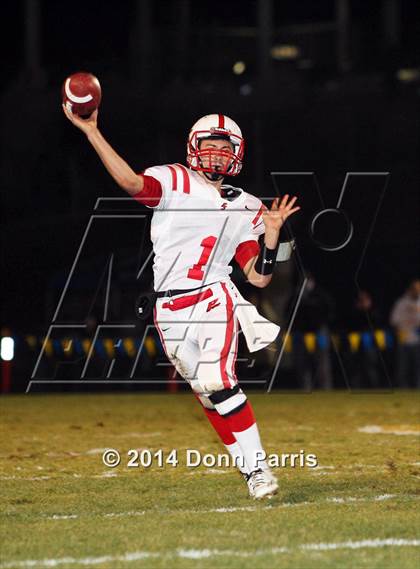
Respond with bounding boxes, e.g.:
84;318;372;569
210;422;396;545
1;390;419;568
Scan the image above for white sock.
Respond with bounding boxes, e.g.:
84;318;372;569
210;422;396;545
224;441;251;475
232;423;267;473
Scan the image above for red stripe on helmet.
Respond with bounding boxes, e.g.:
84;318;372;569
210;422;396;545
218;114;225;129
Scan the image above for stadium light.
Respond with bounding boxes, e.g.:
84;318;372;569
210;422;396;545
1;337;14;361
396;68;420;83
233;61;246;75
270;45;300;61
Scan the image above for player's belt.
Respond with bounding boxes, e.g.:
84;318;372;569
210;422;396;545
162;288;213;311
156;282;218;298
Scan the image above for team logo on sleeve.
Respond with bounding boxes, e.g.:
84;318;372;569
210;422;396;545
206;299;221;312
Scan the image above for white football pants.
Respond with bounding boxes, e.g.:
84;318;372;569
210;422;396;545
153;280;239;394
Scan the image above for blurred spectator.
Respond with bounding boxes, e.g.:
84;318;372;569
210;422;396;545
348;290;382;388
390;280;420;387
289;275;335;390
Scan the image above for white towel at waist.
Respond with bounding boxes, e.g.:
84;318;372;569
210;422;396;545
223;279;280;353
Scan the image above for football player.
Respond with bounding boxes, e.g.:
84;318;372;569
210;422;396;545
63;106;300;499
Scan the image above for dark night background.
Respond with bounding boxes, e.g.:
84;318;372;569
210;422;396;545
1;0;419;389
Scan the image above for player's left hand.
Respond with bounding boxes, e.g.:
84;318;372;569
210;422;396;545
262;195;300;233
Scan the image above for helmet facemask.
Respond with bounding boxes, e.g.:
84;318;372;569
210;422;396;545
187;129;244;179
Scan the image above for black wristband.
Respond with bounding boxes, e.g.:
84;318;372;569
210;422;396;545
254;237;279;276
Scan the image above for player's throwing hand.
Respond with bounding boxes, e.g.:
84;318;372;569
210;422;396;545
62;104;98;135
262;195;300;233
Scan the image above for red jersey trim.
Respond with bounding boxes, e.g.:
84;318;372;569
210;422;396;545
234;240;260;269
133;175;163;208
168;165;178;191
252;205;264;226
175;163;191;194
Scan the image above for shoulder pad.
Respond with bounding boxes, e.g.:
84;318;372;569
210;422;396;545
243;192;263;211
221;184;243;201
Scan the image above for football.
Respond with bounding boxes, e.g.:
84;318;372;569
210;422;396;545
62;72;101;117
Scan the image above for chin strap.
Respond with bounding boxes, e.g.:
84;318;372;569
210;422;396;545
204;171;224;182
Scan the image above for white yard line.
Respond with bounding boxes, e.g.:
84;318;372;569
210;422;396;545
358;425;420;436
84;448;108;455
0;476;51;481
326;494;396;504
299;538;420;551
187;468;230;475
1;460;415;478
44;493;418;521
113;432;163;439
103;511;145;518
1;539;419;567
93;472;118;478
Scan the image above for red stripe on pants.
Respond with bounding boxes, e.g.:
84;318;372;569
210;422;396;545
153;306;178;391
153;306;169;358
220;283;235;389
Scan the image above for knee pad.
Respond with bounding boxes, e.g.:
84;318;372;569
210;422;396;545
195;393;216;410
209;385;247;417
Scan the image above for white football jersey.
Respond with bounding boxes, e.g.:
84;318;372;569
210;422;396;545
142;163;265;291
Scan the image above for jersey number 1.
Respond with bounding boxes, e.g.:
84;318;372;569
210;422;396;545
187;236;217;280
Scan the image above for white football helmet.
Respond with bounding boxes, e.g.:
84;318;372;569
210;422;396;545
186;114;244;180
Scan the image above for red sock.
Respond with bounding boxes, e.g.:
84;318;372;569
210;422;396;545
195;395;236;445
225;401;256;433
